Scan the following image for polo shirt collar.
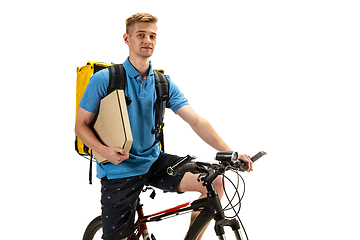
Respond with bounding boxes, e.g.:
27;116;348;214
123;57;154;78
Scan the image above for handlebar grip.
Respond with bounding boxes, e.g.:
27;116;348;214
250;151;267;163
234;151;267;171
167;155;197;176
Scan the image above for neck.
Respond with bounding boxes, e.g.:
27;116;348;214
128;56;150;81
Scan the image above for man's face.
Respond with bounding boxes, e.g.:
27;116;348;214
124;22;157;59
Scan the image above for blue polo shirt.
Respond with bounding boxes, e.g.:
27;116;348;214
79;58;189;179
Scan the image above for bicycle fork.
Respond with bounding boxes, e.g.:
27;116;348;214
214;218;243;240
206;185;244;240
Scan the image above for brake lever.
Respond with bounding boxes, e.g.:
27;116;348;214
233;160;247;172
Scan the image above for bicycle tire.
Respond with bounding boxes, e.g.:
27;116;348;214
83;216;102;240
184;211;213;240
82;216;142;240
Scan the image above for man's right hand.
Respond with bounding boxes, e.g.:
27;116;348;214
101;146;129;165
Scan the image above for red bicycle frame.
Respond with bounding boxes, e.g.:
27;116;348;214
131;199;194;239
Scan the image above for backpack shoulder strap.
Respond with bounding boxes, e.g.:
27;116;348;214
153;70;169;103
153;70;169;152
108;64;126;94
107;64;132;105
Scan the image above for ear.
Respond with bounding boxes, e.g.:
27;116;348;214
123;33;129;45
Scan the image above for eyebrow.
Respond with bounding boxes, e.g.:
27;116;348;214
136;30;157;35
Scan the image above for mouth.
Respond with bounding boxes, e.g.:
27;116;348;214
142;47;152;50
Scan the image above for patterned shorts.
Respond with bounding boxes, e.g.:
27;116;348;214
100;152;185;240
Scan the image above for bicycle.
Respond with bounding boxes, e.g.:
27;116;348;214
83;151;267;240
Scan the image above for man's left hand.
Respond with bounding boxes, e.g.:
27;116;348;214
238;153;253;172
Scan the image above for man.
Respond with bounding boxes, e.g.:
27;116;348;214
75;13;253;240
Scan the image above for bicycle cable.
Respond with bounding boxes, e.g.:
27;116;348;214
222;167;244;212
221;167;244;215
221;167;249;240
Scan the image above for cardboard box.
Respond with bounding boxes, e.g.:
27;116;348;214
92;90;133;164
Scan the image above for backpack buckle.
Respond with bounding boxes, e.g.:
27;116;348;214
152;123;164;135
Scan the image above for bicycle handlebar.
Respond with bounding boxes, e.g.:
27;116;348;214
167;151;267;176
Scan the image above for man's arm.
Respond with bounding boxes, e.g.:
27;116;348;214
176;105;253;172
75;107;129;165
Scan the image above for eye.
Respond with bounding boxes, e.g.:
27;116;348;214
137;34;144;38
150;35;156;39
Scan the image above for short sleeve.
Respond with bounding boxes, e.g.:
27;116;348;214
165;75;189;113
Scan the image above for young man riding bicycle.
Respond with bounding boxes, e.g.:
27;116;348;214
75;13;253;240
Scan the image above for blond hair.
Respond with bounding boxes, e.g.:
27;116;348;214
125;13;158;35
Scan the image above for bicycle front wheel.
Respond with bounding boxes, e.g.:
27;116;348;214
83;216;102;240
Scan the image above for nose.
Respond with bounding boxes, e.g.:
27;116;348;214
145;35;152;44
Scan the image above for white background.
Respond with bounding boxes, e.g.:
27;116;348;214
1;0;359;239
